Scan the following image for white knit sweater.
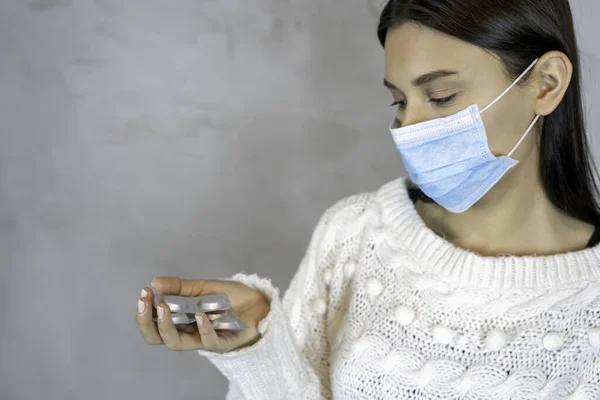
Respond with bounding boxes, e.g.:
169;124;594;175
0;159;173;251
197;176;600;399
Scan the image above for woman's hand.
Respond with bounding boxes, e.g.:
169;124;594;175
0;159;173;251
136;277;271;353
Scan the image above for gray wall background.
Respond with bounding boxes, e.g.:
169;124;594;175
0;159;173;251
0;1;598;399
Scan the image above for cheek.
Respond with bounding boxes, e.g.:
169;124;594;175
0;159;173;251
485;118;517;156
484;105;535;156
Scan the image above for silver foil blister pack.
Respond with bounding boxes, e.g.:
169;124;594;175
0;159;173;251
152;293;249;331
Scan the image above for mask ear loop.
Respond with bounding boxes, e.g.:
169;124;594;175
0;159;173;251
507;114;540;157
479;58;541;158
481;58;539;114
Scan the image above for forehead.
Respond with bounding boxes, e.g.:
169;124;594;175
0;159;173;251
384;23;496;83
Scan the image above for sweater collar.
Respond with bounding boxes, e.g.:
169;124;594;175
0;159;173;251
374;176;600;289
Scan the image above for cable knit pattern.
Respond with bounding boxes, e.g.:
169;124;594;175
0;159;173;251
197;176;600;399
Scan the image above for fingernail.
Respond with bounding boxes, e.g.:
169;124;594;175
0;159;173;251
196;313;205;327
138;299;145;314
157;305;165;320
141;289;148;298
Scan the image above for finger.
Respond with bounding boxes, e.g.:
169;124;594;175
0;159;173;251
151;276;218;297
195;312;220;351
136;288;163;345
156;304;184;350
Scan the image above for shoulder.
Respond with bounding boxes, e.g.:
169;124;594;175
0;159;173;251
323;176;406;217
319;192;375;225
313;176;407;245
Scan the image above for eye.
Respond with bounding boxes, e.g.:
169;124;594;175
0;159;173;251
390;99;407;109
428;93;457;106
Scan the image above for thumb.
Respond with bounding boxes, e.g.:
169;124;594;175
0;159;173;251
151;277;213;297
195;312;220;350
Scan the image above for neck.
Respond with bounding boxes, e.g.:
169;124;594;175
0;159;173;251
417;152;595;257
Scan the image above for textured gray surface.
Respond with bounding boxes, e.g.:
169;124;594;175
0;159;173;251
0;1;598;399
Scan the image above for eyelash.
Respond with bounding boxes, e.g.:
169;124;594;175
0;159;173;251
390;93;457;109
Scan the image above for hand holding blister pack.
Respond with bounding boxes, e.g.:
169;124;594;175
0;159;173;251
152;293;249;332
137;277;269;352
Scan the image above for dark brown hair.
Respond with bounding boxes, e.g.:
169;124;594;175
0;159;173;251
378;0;600;224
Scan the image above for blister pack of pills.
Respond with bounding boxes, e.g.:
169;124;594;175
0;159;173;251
152;293;249;331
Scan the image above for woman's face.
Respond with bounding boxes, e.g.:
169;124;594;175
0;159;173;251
384;23;538;159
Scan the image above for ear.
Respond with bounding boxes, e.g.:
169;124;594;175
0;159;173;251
532;51;573;116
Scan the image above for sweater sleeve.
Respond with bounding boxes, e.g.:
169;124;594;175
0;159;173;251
196;194;370;399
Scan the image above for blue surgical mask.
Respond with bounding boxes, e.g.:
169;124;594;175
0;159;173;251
389;58;541;213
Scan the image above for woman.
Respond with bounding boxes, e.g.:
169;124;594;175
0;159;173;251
136;0;600;398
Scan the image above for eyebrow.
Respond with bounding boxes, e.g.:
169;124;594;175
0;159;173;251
383;70;459;90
